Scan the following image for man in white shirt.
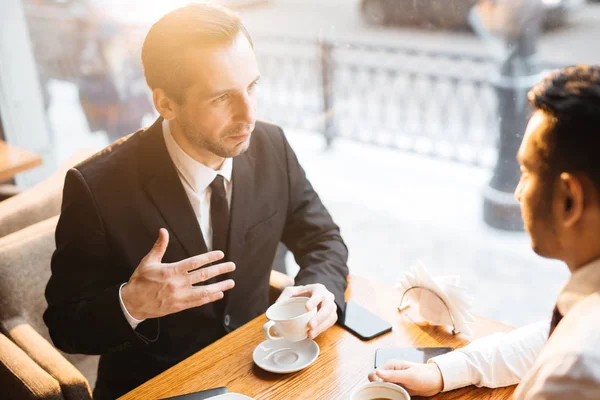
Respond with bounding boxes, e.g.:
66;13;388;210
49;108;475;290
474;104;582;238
369;65;600;399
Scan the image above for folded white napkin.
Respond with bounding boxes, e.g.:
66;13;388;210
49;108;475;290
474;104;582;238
395;262;475;336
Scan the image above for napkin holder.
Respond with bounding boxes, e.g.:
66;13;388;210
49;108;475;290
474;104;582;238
399;286;459;335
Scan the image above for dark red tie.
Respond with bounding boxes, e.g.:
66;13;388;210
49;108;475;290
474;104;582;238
548;305;563;338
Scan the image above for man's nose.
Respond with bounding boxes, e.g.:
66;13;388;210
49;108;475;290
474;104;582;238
514;182;522;202
234;93;256;125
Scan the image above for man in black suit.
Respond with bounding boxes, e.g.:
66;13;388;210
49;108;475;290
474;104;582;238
44;4;349;399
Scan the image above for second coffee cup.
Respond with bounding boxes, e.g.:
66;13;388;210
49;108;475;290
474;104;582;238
263;297;317;342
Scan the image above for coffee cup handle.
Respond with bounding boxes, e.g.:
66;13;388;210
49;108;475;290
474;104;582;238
263;321;282;340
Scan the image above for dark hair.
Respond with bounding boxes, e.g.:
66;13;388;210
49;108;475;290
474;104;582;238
527;65;600;192
141;4;253;103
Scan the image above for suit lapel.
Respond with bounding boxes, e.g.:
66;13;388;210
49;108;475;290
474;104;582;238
138;118;208;258
226;152;255;271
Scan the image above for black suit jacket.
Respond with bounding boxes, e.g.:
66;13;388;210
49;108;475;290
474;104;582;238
44;119;349;399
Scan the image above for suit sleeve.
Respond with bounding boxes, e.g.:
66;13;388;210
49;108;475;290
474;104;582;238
43;168;158;355
278;129;349;312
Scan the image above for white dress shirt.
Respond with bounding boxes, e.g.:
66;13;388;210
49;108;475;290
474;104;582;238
119;119;233;329
431;259;600;399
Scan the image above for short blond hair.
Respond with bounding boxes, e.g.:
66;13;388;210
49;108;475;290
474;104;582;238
141;3;253;103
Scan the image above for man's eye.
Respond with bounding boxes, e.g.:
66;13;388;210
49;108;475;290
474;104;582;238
215;94;229;103
248;82;258;92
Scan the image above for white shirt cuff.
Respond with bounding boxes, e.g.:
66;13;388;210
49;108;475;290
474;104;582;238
430;351;473;392
119;282;145;330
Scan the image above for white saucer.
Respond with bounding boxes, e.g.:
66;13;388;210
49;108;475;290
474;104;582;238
253;338;320;374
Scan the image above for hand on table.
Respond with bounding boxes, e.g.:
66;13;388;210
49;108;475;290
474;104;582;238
368;360;444;397
122;228;236;320
277;283;338;339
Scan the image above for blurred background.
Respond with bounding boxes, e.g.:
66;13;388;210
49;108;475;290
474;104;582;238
2;0;600;328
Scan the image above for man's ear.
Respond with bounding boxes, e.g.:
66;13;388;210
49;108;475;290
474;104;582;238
153;88;177;121
560;173;584;228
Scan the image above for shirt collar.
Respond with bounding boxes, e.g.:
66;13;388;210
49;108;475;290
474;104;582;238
557;258;600;316
162;119;232;193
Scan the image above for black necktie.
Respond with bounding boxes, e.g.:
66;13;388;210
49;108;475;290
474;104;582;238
210;175;230;256
548;305;563;338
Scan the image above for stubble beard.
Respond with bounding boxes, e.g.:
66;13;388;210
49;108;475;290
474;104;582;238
180;120;253;159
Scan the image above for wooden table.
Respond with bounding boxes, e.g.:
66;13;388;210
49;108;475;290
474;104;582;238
121;276;516;400
0;140;42;182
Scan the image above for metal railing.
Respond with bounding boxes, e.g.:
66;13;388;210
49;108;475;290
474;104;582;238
25;7;561;169
254;34;502;167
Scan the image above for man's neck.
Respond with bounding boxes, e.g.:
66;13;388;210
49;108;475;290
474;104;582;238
564;217;600;273
568;254;600;274
565;242;600;274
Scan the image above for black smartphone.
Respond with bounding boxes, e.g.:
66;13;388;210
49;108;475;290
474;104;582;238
374;347;453;368
338;301;392;340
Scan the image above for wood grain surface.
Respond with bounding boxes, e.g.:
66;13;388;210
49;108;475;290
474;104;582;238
120;276;516;400
0;140;42;182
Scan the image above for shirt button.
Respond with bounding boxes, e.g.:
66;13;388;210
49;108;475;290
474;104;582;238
224;314;231;327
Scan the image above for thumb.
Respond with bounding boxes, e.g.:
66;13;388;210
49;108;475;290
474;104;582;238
147;228;169;263
275;286;299;303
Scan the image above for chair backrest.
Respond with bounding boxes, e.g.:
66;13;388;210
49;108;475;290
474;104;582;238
0;217;98;386
0;149;94;238
0;179;62;238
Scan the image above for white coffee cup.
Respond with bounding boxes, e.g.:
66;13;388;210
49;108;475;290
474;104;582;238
350;382;411;400
262;297;317;342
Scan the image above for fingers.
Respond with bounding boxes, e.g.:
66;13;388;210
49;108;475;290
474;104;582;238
180;279;235;310
276;285;308;303
305;291;324;312
368;370;384;383
308;305;338;339
186;261;236;285
146;228;169;263
188;279;235;301
187;291;225;309
276;284;338;339
307;287;336;338
173;250;225;275
375;360;415;383
309;302;333;329
376;367;410;383
369;362;442;397
382;359;413;371
369;360;412;383
305;284;330;311
368;370;378;382
185;279;235;309
276;284;327;310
